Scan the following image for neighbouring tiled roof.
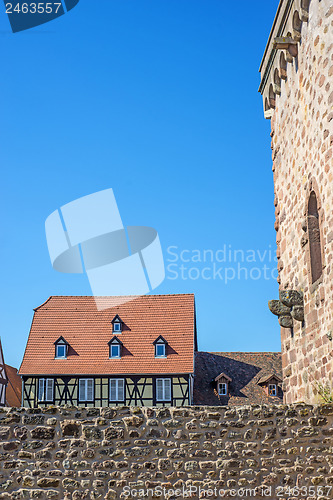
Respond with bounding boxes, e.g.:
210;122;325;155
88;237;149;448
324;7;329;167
5;365;21;407
194;351;282;406
19;295;196;376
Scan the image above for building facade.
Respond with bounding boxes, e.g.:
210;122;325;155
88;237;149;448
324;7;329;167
19;295;197;408
259;0;333;402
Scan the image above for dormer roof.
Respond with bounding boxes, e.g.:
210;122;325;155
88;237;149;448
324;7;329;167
215;372;232;383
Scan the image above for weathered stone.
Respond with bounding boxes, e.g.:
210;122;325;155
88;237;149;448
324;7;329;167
268;300;291;316
61;421;81;437
37;478;60;488
31;426;55;440
0;427;11;440
279;315;293;328
123;416;144;428
83;426;103;440
23;416;45;425
279;290;303;307
290;305;304;321
105;428;124;440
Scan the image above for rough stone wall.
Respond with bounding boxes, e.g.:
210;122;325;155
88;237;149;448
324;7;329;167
0;405;333;499
267;0;333;403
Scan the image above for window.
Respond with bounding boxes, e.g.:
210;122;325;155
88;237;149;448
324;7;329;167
156;378;171;401
308;191;322;284
112;315;123;333
54;336;68;359
109;379;125;402
108;336;122;358
110;344;120;358
38;378;54;402
56;344;66;358
155;343;166;357
268;384;277;396
79;379;94;402
218;383;227;396
153;336;168;358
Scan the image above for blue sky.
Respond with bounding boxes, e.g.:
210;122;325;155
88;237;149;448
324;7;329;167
0;0;281;369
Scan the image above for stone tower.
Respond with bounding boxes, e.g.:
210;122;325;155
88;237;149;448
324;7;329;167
259;0;333;403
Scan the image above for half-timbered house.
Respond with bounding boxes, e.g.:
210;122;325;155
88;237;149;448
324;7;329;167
19;294;197;408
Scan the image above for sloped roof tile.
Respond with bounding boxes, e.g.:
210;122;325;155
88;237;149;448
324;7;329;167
19;295;196;376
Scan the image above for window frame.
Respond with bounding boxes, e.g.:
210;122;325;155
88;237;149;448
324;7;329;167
218;382;227;396
155;343;166;358
112;315;123;333
156;378;171;402
268;384;277;396
78;378;94;402
113;321;122;333
110;343;121;359
38;378;54;402
55;344;67;359
109;378;125;402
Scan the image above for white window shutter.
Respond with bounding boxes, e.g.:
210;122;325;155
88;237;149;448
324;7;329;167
38;379;45;401
118;379;124;401
46;379;54;401
156;379;163;401
164;379;171;401
79;379;86;401
110;380;116;401
87;379;94;401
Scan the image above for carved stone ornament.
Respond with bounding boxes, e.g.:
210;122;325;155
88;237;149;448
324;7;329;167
268;290;304;327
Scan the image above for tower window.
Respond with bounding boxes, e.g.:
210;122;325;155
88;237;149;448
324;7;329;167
308;191;322;284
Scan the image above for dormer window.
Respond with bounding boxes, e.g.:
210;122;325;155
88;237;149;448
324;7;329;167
108;336;123;359
54;337;69;359
218;382;227;396
112;315;123;334
214;372;232;397
268;384;277;396
153;336;168;358
258;374;282;397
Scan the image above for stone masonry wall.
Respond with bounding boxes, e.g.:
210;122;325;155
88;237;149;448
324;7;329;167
0;405;332;499
269;0;333;402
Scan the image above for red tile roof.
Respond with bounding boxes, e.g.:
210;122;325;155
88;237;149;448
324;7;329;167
19;295;196;376
5;365;21;407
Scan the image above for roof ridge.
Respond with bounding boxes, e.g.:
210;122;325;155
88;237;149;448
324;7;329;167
201;351;281;354
46;294;195;297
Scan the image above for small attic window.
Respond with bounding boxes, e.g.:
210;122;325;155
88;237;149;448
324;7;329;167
214;372;232;397
153;336;168;358
258;374;282;397
218;383;227;396
108;336;123;359
112;315;123;333
54;337;68;359
268;384;277;396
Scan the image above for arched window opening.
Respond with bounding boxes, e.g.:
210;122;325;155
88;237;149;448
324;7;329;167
308;191;322;283
280;52;287;80
269;84;275;108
